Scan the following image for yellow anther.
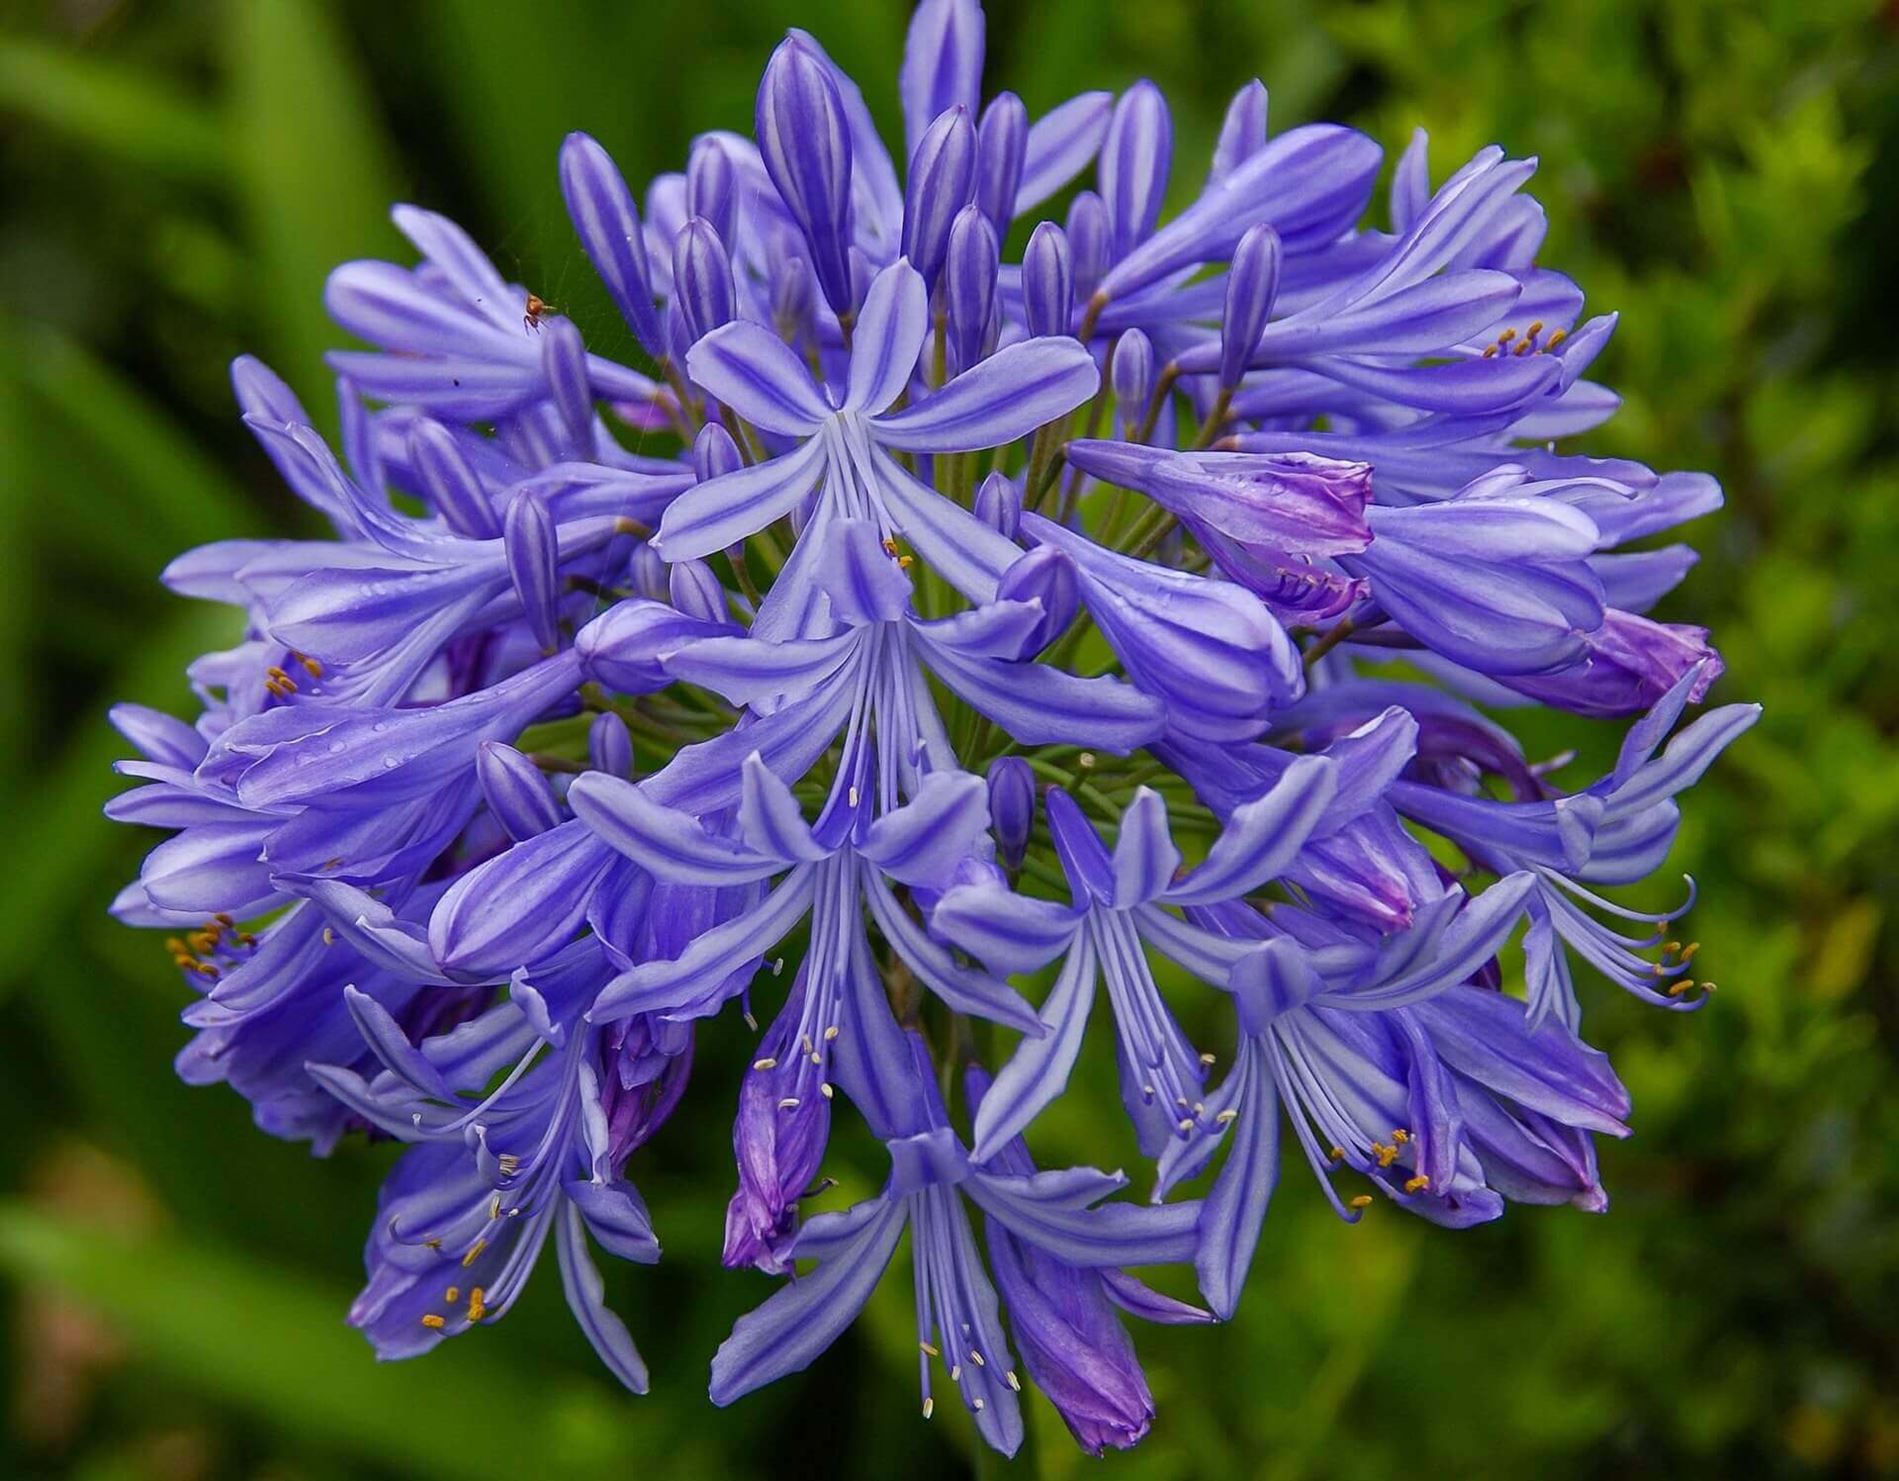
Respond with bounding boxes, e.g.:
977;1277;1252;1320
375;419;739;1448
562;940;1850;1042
420;1313;446;1329
1215;1109;1239;1124
1348;1194;1373;1209
298;654;324;678
467;1286;487;1321
922;1397;935;1420
920;1341;939;1357
1545;328;1568;349
882;537;900;556
1667;979;1695;998
1391;1128;1410;1144
1481;344;1499;358
462;1239;487;1267
753;1057;778;1071
497;1154;521;1177
1513;338;1534;356
824;1025;840;1040
1680;942;1701;962
1498;328;1516;344
1404;1174;1431;1194
1372;1142;1400;1168
1328;1145;1345;1162
1526;320;1544;337
444;1286;459;1304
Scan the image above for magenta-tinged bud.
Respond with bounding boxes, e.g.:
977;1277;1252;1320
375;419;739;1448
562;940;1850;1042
974;471;1021;538
944;203;998;374
1065;190;1109;303
693;423;743;483
407;418;498;537
559;132;664;359
985;755;1035;871
1022;221;1073;338
686;135;739;248
540;316;593;452
672;218;736;347
975;91;1028;234
1220;223;1281;390
1111;330;1154;430
1100;80;1172;258
996;543;1078;653
589;711;634;779
669;558;728;625
755;34;856;318
504;489;561;653
477;740;562;841
1210;80;1269;182
902;105;976;291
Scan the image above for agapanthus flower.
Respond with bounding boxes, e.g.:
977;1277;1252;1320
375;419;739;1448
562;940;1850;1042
105;0;1753;1457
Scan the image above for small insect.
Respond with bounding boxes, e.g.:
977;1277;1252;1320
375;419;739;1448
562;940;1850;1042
523;293;556;332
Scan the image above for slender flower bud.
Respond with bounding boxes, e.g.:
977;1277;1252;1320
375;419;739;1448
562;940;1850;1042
944;204;998;374
975;92;1028;235
771;256;815;345
755;35;856;318
1210;80;1269;182
540;316;593;453
559;131;664;358
996;544;1078;653
575;597;732;691
408;418;498;537
672;218;736;347
504;489;561;653
686;135;740;248
1100;81;1172;259
1066;191;1110;303
902;105;976;292
693;424;743;483
478;740;562;841
1112;330;1154;433
630;541;669;602
589;711;634;779
1022;222;1073;339
1220;223;1281;390
974;471;1021;539
670;558;728;625
986;756;1035;871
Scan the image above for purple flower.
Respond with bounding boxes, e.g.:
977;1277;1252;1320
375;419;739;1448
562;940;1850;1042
102;0;1752;1450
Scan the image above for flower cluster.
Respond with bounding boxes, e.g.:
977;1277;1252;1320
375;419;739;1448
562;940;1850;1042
107;0;1757;1457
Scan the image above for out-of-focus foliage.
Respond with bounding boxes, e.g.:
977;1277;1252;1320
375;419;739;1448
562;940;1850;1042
0;0;1894;1475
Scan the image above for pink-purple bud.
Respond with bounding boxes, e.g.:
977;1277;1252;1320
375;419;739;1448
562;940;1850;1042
944;204;998;374
559;132;664;359
755;35;856;318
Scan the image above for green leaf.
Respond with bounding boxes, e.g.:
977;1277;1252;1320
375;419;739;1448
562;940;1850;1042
0;1204;658;1479
0;37;225;181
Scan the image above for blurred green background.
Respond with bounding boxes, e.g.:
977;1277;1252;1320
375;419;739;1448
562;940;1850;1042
2;0;1896;1476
